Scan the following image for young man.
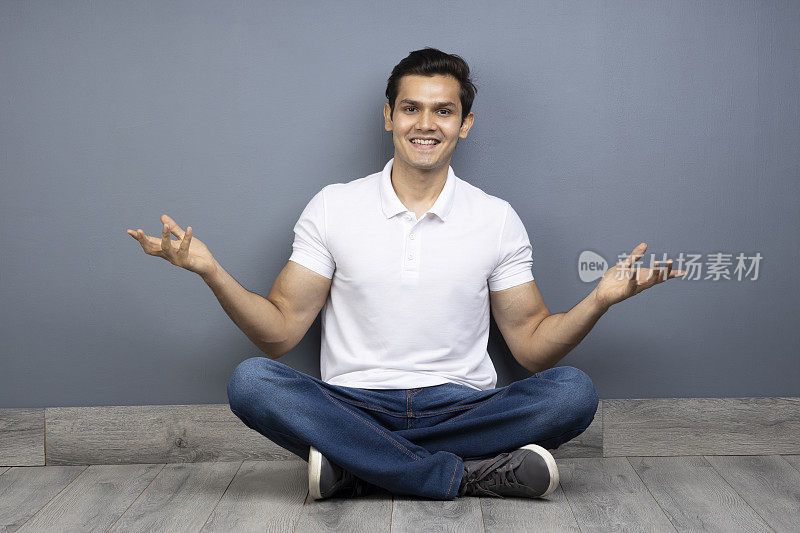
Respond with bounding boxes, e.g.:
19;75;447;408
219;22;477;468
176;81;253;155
127;48;685;500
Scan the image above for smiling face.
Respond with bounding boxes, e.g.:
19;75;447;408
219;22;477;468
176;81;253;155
383;74;474;173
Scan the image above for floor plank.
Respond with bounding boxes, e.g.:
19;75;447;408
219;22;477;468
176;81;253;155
628;456;772;532
0;408;44;466
294;491;392;532
780;454;800;472
604;397;800;456
390;494;483;532
3;454;797;531
0;465;86;531
17;464;164;532
481;485;580;532
201;459;307;532
558;457;675;532
704;455;800;533
45;405;290;465
107;461;242;532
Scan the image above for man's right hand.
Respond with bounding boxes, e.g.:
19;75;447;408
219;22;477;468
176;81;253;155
126;214;217;278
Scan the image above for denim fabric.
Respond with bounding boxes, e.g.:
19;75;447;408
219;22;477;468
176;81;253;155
227;356;599;500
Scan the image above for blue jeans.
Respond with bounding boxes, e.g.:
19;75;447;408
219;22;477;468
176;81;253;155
227;356;598;500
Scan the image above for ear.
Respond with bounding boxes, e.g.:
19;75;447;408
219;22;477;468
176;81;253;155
458;111;475;139
383;102;393;132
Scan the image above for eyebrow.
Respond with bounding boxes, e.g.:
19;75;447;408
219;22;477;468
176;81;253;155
398;98;457;109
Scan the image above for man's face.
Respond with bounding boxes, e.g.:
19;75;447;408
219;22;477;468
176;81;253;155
384;74;474;172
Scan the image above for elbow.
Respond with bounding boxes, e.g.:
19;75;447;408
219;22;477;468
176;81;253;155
256;339;291;360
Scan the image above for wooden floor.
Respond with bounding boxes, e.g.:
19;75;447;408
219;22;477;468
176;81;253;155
1;455;799;532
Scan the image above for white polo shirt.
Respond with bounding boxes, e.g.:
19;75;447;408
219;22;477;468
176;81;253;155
288;158;534;390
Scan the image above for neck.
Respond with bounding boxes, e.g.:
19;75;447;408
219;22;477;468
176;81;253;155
390;155;449;212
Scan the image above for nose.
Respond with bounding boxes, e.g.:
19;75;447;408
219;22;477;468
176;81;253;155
415;108;436;131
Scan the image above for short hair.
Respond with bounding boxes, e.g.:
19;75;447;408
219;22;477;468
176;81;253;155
386;47;477;125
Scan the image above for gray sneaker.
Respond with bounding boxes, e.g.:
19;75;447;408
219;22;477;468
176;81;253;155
458;444;559;498
308;446;387;500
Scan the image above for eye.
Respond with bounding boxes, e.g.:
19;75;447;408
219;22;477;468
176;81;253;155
404;106;416;112
438;109;452;115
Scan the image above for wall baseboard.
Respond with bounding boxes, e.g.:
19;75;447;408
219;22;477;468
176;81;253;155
1;398;797;466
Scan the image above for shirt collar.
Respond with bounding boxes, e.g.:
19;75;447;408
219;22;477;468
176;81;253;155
379;158;456;222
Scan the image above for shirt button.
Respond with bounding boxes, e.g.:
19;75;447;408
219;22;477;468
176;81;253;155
405;214;412;221
409;234;415;240
408;253;414;260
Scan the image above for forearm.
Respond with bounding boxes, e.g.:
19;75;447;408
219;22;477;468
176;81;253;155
200;260;288;349
520;287;609;373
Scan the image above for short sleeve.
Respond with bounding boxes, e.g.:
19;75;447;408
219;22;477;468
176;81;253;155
288;187;336;279
488;202;534;291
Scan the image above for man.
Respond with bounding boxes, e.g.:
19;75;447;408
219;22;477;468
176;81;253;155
126;48;685;501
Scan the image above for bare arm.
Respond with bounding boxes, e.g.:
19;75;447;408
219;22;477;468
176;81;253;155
492;282;607;374
491;243;685;374
128;215;332;359
522;287;607;372
200;260;289;354
201;259;332;358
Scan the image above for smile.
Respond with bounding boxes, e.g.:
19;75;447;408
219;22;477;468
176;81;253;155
409;138;440;150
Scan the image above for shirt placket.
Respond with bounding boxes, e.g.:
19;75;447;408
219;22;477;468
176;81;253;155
401;212;422;282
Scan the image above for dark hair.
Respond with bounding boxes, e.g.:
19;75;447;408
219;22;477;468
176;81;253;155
386;47;477;125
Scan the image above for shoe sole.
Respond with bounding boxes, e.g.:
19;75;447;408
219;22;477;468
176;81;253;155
520;443;560;497
308;445;323;500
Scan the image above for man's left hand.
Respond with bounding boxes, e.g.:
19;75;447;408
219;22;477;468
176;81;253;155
594;242;686;310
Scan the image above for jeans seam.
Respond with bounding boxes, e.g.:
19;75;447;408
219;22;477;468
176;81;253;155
331;397;475;417
410;390;414;429
414;405;481;417
406;391;411;429
313;381;422;462
446;455;460;499
331;397;416;416
438;387;511;426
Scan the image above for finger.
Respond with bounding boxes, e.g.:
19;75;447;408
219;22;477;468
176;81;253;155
134;229;162;256
622;242;647;268
178;225;193;257
161;222;176;257
669;269;687;279
127;228;145;245
161;214;185;239
653;260;673;282
664;260;673;281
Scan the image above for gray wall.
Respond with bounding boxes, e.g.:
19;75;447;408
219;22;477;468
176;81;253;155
1;0;798;408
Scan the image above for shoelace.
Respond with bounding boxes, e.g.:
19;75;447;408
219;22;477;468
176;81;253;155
462;451;524;498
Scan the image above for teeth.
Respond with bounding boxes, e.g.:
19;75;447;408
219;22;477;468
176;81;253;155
411;139;438;145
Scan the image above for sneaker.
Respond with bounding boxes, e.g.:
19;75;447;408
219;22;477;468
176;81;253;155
458;443;559;498
308;445;385;500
